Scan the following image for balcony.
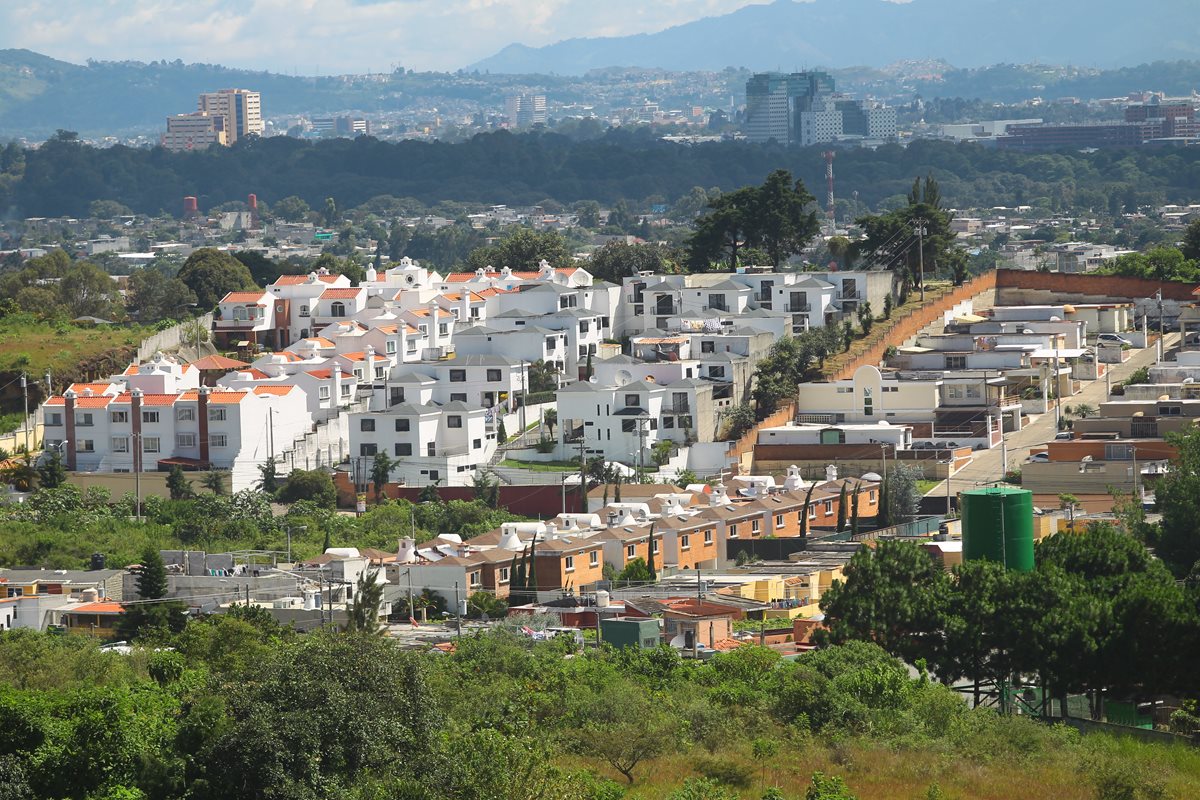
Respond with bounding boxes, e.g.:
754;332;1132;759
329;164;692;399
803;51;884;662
840;290;862;300
667;402;691;414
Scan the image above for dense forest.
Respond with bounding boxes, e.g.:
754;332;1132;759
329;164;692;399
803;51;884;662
5;131;1200;220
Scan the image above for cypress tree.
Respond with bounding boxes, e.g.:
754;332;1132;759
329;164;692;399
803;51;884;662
646;524;657;580
836;483;848;532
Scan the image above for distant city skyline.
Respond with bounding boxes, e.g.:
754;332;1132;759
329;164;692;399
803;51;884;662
0;0;766;74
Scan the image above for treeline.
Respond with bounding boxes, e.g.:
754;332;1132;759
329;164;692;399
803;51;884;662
8;129;1200;220
3;622;1197;799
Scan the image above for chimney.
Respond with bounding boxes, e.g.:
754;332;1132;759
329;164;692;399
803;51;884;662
63;389;77;470
364;344;376;378
607;511;619;528
198;386;211;466
545;522;558;539
427;301;439;352
332;363;342;405
460;290;471;323
131;389;143;474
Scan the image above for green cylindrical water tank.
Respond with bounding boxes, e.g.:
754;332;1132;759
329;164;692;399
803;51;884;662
960;487;1035;571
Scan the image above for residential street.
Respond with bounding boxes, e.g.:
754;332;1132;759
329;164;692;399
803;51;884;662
927;334;1178;504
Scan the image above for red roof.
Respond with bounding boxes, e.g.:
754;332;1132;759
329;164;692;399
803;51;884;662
221;291;267;303
209;392;247;404
66;382;116;395
273;274;342;285
50;394;115;408
306;369;333;379
190;354;250;370
320;287;363;299
253;385;294;396
111;392;180;406
68;601;124;614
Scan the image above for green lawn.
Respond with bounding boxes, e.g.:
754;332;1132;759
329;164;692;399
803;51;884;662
916;479;942;495
0;317;148;374
500;458;580;472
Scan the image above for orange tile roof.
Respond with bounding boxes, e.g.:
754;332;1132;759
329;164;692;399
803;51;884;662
45;397;64;406
558;267;580;275
374;324;399;334
189;354;250;370
221;291;267;303
406;324;421;334
123;364;138;376
409;308;432;316
67;382;116;394
711;638;744;652
301;337;336;347
241;368;271;379
268;352;304;362
321;287;363;299
253;385;294;396
273;274;342;285
444;274;475;283
209;392;247;404
340;351;368;361
68;601;124;614
73;396;115;408
306;369;333;379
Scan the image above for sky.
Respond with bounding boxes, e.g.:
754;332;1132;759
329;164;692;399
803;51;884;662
0;0;769;73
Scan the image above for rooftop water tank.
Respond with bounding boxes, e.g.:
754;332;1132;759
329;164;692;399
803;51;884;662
961;487;1035;571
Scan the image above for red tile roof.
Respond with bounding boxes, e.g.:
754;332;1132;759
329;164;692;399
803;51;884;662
209;392;247;404
189;354;250;370
321;288;364;299
273;274;342;285
67;382;116;395
253;385;294;396
68;601;124;614
221;291;267;303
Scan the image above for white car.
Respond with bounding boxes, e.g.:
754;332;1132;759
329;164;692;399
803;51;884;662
1026;452;1049;463
1097;333;1133;346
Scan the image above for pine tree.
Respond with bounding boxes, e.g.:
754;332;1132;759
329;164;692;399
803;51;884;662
37;451;67;488
323;529;332;554
646;524;657;580
117;547;186;640
836;484;848;532
799;480;817;537
347;569;384;634
850;481;863;538
166;464;192;500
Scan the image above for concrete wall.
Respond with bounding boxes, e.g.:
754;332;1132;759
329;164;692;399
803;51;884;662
995;269;1195;323
67;470;203;499
138;313;215;362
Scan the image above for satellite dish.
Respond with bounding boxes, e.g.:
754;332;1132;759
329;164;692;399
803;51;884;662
861;472;883;482
615;369;633;386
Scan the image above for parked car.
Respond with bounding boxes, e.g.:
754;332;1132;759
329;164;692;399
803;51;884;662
1027;452;1050;463
1097;333;1133;346
1054;431;1074;440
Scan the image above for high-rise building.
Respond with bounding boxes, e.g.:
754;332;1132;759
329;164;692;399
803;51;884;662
745;71;895;146
744;72;835;144
162;112;228;152
197;88;263;142
505;94;547;127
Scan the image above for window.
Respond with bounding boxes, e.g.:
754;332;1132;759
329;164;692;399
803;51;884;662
499;567;510;584
450;393;467;402
386;340;396;354
627;544;636;558
319;386;330;400
389;388;404;405
341;384;351;396
46;412;62;426
110;410;128;424
580;321;590;334
209;433;228;448
360;419;375;432
395;419;410;432
486;369;502;382
709;366;725;378
469;570;481;587
704;530;713;544
681;534;691;550
77;439;94;453
625;394;639;407
360;443;377;456
621;419;637;433
751;519;761;534
1159;405;1182;416
808;504;817;519
945;355;967;370
707;293;727;311
662;417;674;429
448;415;463;428
1105;443;1134;460
111;436;129;453
652;539;660;554
142;410;160;424
176;433;196;449
729;524;738;538
394;443;412;456
208;407;227;422
176;407;194;422
589;550;599;567
869;491;877;503
863;387;874;417
142;437;160;454
701;340;714;353
565;555;575;572
299;304;309;317
545;338;557;353
76;412;94;427
472;438;482;449
824;499;833;515
449;369;466;382
374;367;385;379
330;301;346;317
775;514;784;529
439;324;448;336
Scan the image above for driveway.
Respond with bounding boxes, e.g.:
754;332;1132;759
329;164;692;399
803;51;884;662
926;334;1177;503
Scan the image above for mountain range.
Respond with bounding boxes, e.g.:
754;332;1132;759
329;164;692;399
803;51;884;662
470;0;1200;74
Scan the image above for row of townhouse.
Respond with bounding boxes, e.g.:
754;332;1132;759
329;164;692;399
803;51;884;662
41;353;310;487
372;474;879;608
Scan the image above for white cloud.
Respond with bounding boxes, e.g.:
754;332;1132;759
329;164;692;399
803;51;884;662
0;0;765;72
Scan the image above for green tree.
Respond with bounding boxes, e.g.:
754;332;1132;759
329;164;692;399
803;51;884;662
1183;218;1200;262
371;452;395;501
200;470;226;495
117;546;187;640
273;195;311;222
805;772;858;800
466;227;571;270
258;457;279;496
466;591;508;619
278;469;338;508
818;540;950;667
857;301;874;335
37;451;67;488
323;196;339;227
166;464;193;500
751;169;821;267
178;248;257;309
346;569;384;634
1152;426;1200;576
127;268;197;322
472;471;500;508
616;557;654;584
59;261;122;319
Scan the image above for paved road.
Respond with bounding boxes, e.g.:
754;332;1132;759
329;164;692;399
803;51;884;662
927;334;1177;502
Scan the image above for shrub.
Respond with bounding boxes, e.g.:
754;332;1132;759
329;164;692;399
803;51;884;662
696;758;753;789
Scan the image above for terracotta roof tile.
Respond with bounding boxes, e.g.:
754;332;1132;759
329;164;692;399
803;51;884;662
273;274;342;285
253;385;294;396
209;392;247;404
221;291;267;303
68;601;124;614
320;287;364;299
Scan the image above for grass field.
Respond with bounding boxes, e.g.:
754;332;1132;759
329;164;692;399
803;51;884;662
0;317;147;375
565;733;1200;800
500;458;580;472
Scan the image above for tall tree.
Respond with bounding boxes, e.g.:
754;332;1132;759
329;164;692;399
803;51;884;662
1151;426;1200;576
346;569;384;634
177;248;257;309
117;546;187;640
751;169;820;267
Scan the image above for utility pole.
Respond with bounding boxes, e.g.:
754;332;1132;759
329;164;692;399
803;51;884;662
577;434;587;515
1157;289;1165;362
915;220;926;302
519;359;527;435
20;373;29;453
636;414;649;482
404;567;414;621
